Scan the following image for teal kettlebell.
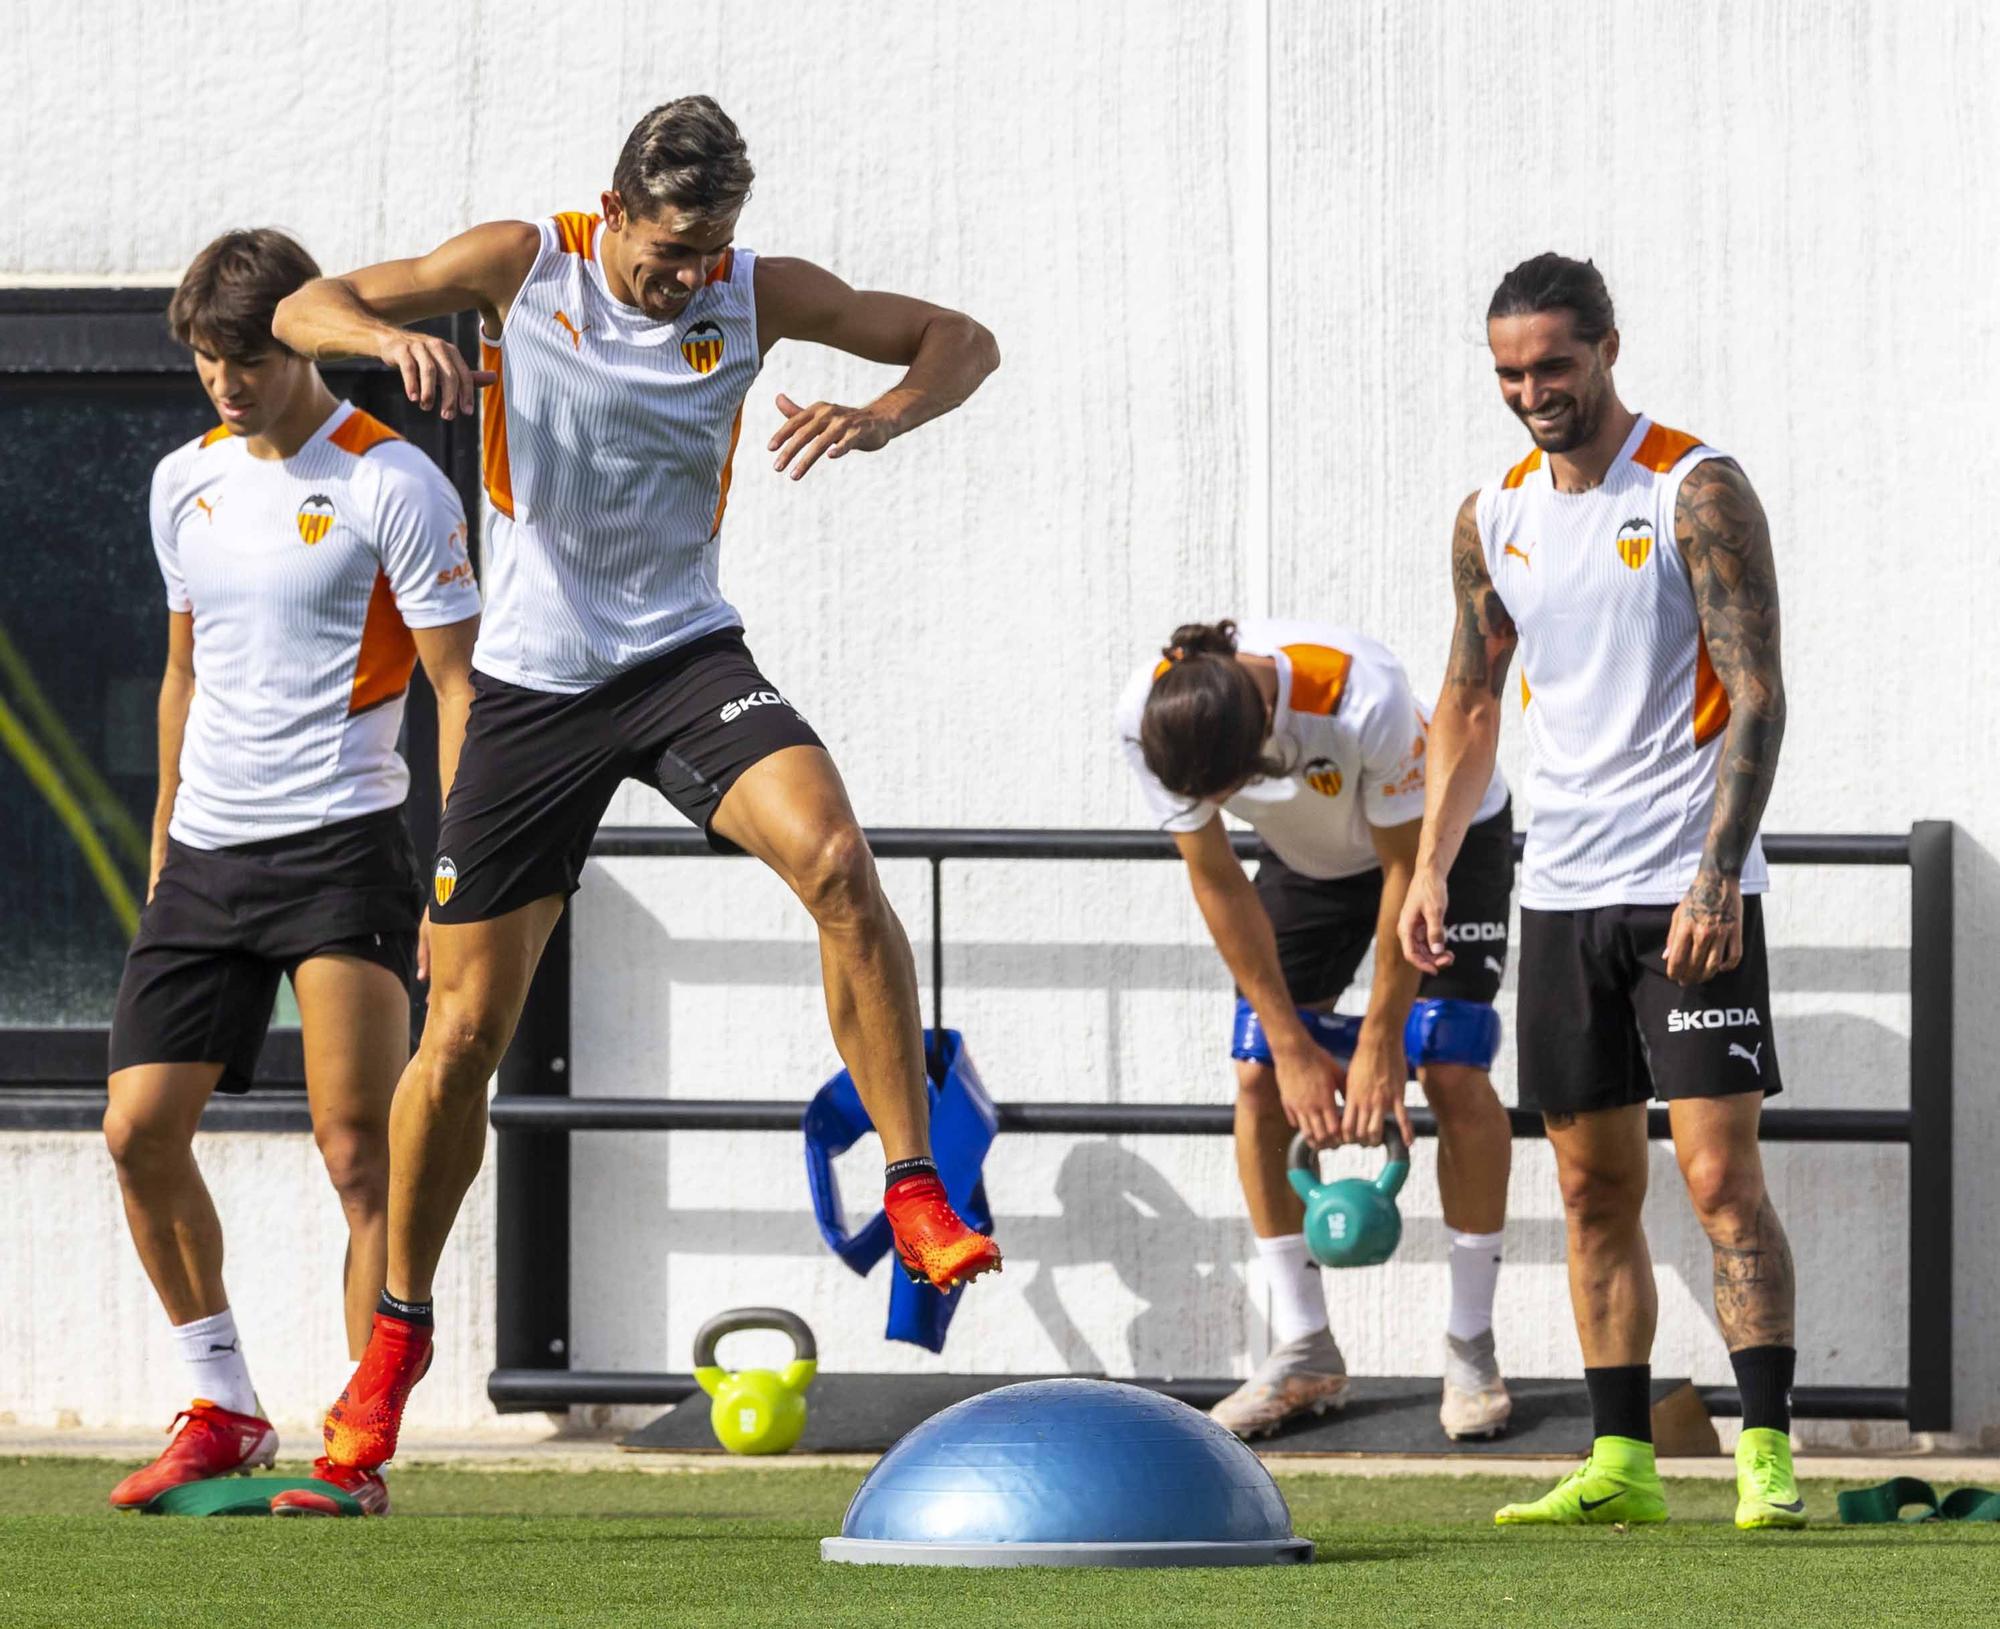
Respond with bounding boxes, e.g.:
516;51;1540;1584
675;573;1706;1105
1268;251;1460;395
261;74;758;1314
692;1307;817;1455
1287;1125;1410;1269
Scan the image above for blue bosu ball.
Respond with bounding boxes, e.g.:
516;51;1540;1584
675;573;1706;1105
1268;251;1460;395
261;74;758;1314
820;1379;1313;1567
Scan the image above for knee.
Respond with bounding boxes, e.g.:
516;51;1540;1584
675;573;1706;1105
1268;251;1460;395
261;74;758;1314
1681;1147;1765;1234
1234;1061;1283;1117
314;1121;388;1215
421;996;513;1090
102;1102;186;1182
795;823;881;931
1557;1160;1643;1234
1421;1065;1500;1125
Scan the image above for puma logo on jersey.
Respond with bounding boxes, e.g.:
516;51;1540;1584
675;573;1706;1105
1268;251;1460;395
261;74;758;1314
1503;542;1533;567
193;495;220;523
719;689;785;724
1729;1042;1764;1076
1667;1005;1761;1033
434;856;458;906
553;310;590;349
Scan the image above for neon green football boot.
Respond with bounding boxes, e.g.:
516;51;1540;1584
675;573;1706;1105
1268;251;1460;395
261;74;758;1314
1734;1427;1807;1529
1494;1435;1669;1526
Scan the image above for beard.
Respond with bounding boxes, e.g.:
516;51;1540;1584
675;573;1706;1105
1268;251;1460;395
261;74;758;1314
1516;386;1602;453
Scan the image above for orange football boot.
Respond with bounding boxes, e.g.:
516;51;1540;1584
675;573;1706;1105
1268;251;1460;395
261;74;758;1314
321;1312;433;1470
108;1401;277;1509
885;1170;1002;1290
270;1457;390;1517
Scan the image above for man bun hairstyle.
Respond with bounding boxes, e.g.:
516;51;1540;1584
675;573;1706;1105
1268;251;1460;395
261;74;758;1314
1139;620;1287;804
613;95;755;225
167;228;321;361
1486;252;1616;345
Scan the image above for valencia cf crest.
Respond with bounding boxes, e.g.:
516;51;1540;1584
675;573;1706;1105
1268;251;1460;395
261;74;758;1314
681;320;725;375
297;494;336;545
1615;516;1654;570
434;856;458;907
1303;758;1344;799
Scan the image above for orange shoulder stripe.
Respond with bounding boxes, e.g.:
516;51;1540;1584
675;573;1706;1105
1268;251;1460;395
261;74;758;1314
328;408;403;457
1282;644;1352;716
199;424;233;448
1632;422;1703;472
552;211;601;260
705;248;734;287
1500;446;1543;489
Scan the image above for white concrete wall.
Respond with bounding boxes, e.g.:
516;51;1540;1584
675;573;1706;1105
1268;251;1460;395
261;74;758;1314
5;0;1994;1443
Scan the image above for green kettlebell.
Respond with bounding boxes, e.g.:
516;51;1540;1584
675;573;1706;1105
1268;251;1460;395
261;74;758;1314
692;1307;818;1455
1287;1125;1410;1269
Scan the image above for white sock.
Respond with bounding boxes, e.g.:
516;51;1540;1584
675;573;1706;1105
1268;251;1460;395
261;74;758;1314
1254;1233;1328;1345
1446;1229;1505;1341
171;1308;258;1417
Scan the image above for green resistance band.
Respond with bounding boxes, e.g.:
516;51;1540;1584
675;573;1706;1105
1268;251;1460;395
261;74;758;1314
1837;1477;2000;1524
140;1476;365;1517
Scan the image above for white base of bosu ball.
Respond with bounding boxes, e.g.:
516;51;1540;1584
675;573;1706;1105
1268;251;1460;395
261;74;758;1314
820;1378;1313;1568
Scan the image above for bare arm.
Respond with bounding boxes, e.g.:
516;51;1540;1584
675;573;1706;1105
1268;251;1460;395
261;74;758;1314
271;222;540;419
1667;458;1785;984
1346;817;1423;1145
755;256;1000;479
149;612;196;899
1401;492;1515;972
1174;819;1345;1148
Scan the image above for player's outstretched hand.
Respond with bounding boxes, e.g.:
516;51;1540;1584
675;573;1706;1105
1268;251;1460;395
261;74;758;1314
1399;867;1453;975
769;392;894;480
1274;1041;1346;1150
379;330;493;421
1341;1028;1414;1149
1665;869;1744;987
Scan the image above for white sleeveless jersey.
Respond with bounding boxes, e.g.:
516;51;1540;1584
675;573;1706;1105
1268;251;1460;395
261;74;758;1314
1476;414;1767;910
476;211;759;693
148;401;482;849
1118;618;1509;881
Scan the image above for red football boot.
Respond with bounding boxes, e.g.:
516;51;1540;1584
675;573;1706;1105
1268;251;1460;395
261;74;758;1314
270;1457;390;1517
108;1400;278;1510
885;1170;1002;1290
321;1312;433;1470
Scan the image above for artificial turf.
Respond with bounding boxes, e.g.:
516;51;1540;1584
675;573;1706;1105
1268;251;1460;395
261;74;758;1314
3;1457;1995;1627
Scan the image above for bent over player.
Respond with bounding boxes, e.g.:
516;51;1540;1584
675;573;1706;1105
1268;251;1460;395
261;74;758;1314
272;96;1002;1487
1402;254;1802;1529
1118;617;1516;1442
105;230;480;1515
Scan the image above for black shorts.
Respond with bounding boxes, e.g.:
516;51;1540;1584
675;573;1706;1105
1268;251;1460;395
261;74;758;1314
431;627;825;924
109;807;421;1094
1253;802;1514;1008
1516;895;1783;1116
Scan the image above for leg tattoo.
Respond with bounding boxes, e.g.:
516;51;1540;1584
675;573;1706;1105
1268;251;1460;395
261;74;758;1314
1710;1194;1795;1349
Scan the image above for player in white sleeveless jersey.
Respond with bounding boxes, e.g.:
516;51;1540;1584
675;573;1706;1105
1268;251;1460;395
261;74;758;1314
272;96;1001;1481
1119;618;1516;1442
1401;255;1802;1530
104;231;480;1517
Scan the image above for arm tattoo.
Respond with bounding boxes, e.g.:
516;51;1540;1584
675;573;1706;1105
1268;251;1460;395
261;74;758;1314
1447;492;1518;698
1677;459;1785;896
1710;1193;1796;1348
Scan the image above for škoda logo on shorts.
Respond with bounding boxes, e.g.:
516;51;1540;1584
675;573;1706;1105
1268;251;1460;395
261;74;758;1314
434;856;458;906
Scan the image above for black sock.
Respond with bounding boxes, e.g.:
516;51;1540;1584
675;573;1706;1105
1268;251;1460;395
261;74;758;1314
1585;1364;1653;1443
884;1157;938;1191
378;1290;434;1327
1730;1345;1795;1433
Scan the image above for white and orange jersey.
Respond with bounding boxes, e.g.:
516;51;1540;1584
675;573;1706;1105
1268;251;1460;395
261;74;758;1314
476;211;758;693
1117;618;1509;881
149;401;481;849
1477;414;1768;910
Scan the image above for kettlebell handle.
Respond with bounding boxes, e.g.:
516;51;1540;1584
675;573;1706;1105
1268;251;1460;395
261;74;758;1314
1286;1121;1409;1181
692;1306;818;1371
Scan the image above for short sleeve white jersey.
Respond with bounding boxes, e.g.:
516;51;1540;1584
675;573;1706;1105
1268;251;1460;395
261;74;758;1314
474;211;758;693
1116;617;1509;881
1475;415;1768;909
149;400;482;849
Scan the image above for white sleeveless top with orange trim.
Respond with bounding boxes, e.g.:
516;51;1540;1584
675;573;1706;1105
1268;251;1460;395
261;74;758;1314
148;400;480;849
1476;414;1767;910
1117;617;1508;882
476;211;759;693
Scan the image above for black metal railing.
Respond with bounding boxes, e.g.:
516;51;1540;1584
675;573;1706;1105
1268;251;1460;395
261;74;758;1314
483;823;1953;1431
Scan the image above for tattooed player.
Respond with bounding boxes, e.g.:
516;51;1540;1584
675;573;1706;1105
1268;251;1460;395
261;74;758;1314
1400;255;1801;1530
